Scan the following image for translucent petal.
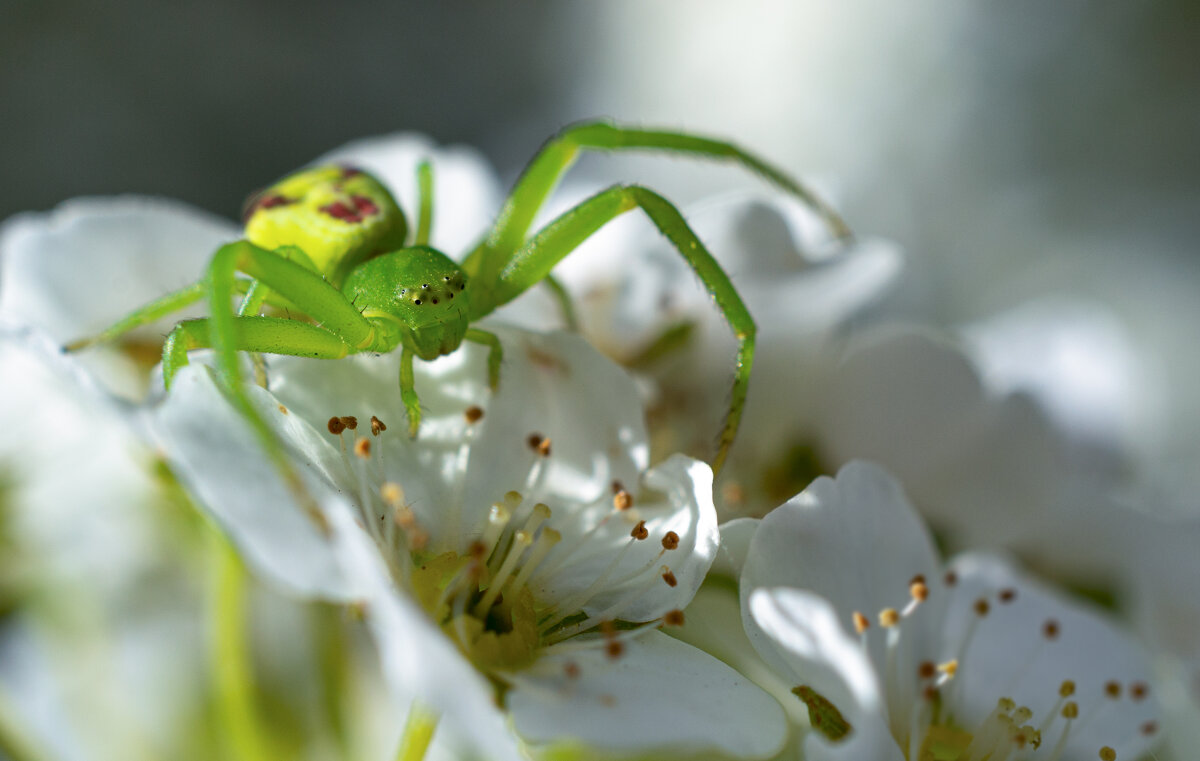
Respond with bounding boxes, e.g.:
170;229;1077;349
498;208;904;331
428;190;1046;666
509;630;786;758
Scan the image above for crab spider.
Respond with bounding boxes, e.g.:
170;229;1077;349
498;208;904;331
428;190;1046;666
67;121;850;475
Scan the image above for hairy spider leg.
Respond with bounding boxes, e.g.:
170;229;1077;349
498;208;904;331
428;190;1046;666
391;328;502;438
485;184;756;475
63;245;319;354
63;281;207;352
162;316;350;377
201;241;384;389
414;160;434;247
464;120;851;292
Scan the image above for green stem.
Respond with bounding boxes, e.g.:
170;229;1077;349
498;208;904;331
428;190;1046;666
209;532;273;761
393;701;439;761
313;604;352;760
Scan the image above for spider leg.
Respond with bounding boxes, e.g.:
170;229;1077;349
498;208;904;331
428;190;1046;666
466;121;850;294
414;160;434;247
399;346;421;437
204;240;379;393
233;245;322;387
489;184;755;475
541;273;579;331
162;316;351;385
63;243;320;354
198;241;389;508
63;280;207;352
464;328;503;389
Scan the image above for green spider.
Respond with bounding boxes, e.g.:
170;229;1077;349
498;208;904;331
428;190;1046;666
67;122;849;476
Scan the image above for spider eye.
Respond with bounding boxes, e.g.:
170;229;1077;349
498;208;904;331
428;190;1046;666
413;299;423;306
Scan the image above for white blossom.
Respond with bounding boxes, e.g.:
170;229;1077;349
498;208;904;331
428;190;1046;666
738;461;1162;761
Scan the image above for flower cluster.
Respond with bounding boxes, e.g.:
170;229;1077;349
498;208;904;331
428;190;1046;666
0;131;1183;761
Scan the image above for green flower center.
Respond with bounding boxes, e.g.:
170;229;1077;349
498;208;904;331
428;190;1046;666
410;549;541;672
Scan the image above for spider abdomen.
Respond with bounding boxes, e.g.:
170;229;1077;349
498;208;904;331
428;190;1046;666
242;166;408;287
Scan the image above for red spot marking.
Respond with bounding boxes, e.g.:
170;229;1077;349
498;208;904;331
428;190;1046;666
351;195;379;216
243;193;294;222
320;201;363;224
341;166;363;178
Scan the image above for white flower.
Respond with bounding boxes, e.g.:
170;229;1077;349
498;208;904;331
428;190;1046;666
154;325;785;759
498;188;902;503
738;461;1162;761
0;336;211;760
0;134;511;760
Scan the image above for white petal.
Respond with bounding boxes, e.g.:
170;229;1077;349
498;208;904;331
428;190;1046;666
314;133;502;257
325;504;525;761
456;325;649;533
0;197;239;397
0;339;159;593
819;328;992;490
962;297;1142;466
748;588;902;761
713;517;759;579
533;455;716;623
741;461;942;679
1128;515;1200;661
253;324;651;553
943;553;1160;761
152;365;355;598
818;327;1066;547
509;630;786;758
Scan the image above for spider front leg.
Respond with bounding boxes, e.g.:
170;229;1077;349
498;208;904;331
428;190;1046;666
196;241;386;485
63;244;319;355
63;281;208;352
161;316;351;387
465;328;503;390
488;184;755;475
465;121;850;293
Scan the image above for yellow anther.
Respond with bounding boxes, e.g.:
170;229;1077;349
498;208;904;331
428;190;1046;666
380;482;405;507
614;490;634;511
353;437;371;458
879;608;900;628
852;611;870;634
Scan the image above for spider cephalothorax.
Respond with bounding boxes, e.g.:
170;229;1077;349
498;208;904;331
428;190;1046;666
344;245;471;361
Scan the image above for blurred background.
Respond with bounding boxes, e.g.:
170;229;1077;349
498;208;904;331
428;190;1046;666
3;0;1198;507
